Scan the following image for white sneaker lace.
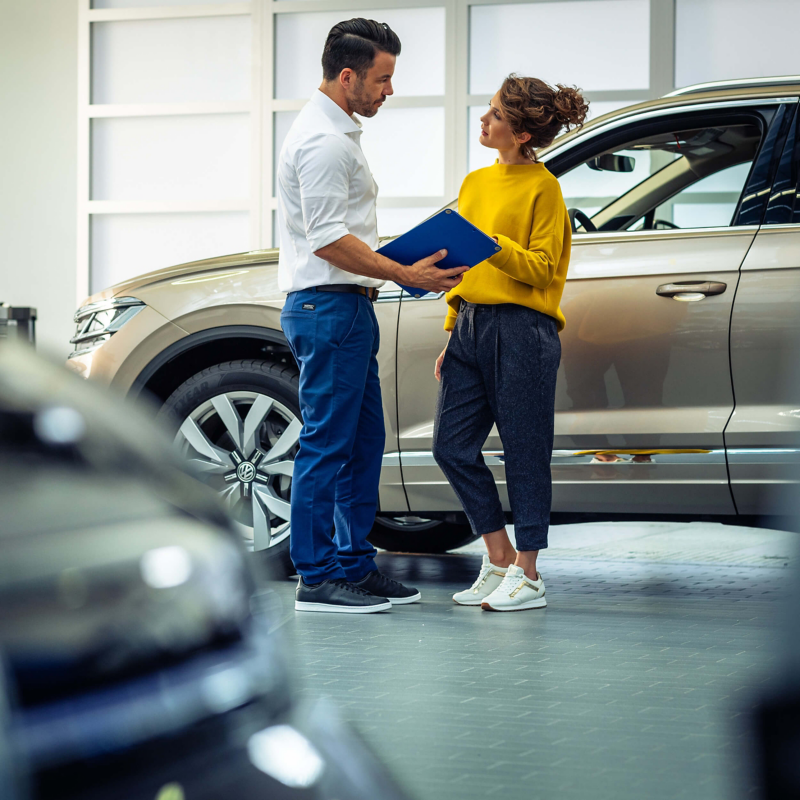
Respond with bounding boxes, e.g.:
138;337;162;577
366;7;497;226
494;572;525;597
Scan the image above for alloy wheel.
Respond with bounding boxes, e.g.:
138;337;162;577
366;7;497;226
173;390;300;551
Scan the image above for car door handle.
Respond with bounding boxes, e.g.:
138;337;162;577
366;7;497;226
656;281;727;300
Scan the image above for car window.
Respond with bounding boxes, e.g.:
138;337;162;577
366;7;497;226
763;104;800;225
559;148;679;220
559;121;762;233
632;161;753;230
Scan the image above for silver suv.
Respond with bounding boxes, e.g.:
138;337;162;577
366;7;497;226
67;77;800;575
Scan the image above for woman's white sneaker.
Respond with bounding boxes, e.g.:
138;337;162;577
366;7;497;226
481;564;546;611
453;555;508;606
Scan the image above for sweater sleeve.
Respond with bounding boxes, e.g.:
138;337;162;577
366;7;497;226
444;303;458;331
486;179;566;289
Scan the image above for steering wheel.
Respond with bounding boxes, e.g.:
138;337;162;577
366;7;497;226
653;219;680;230
568;208;597;233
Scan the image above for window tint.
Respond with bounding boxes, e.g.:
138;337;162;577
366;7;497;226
764;105;800;225
735;103;793;226
560;121;762;233
643;162;753;229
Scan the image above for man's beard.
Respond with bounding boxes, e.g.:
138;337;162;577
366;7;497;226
349;77;380;118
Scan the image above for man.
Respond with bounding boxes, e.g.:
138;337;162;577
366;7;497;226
277;18;466;613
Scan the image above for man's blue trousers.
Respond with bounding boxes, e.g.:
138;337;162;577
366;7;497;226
280;289;385;584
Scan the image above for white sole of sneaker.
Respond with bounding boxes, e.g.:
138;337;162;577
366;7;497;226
388;592;422;605
453;596;485;606
481;597;547;611
294;600;392;613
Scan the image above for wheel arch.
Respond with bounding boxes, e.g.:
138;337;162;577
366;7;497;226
129;325;296;404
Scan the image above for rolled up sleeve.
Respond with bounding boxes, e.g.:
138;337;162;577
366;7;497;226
296;134;352;253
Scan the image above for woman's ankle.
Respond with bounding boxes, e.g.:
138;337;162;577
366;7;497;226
486;549;517;569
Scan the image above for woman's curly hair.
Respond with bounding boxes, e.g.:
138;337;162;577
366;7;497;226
497;75;589;161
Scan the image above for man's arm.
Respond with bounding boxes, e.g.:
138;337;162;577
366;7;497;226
316;235;468;294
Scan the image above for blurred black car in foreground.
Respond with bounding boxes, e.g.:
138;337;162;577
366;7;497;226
0;342;411;800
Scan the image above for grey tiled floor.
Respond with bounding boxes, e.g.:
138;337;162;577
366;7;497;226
270;524;795;800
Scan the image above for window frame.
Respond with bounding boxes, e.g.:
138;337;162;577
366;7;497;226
543;101;791;237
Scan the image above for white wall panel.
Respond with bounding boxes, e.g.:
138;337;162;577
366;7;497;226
92;114;250;201
93;0;247;7
377;207;439;237
470;0;649;94
91;211;249;292
273;110;299;193
275;8;445;99
92;16;251;104
360;107;445;196
676;0;800;88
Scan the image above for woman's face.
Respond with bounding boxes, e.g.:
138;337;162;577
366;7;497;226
479;91;526;152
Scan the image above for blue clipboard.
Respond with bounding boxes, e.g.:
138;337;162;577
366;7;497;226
376;209;502;297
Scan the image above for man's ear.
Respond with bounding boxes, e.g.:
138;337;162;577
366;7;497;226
339;68;355;90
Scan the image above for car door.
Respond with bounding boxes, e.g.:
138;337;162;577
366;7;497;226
395;101;787;518
726;98;800;515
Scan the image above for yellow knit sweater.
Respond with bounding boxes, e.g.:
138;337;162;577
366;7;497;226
444;161;571;331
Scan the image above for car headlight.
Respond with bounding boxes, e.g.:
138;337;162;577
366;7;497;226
69;297;145;358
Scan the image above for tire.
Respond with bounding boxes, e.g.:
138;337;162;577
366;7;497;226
157;359;300;579
368;516;477;554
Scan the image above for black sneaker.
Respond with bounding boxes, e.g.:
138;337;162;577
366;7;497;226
352;570;422;605
295;578;392;614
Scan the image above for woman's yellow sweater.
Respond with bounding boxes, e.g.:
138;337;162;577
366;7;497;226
444;161;571;332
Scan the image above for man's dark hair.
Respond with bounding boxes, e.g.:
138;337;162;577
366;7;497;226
321;18;401;82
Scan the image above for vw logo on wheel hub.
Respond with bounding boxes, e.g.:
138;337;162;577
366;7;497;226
236;461;257;483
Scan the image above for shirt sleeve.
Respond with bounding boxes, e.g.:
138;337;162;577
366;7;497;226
295;134;352;253
486;179;566;289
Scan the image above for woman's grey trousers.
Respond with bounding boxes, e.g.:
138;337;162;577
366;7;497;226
432;301;561;552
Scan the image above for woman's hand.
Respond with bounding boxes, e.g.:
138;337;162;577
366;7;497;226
434;332;452;382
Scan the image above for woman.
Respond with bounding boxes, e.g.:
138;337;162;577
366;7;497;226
432;75;588;611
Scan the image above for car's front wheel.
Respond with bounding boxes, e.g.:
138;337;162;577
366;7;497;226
157;359;300;577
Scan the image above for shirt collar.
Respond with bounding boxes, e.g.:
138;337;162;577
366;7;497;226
310;89;362;135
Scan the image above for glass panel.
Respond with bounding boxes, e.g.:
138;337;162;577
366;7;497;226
655;162;754;229
559;122;760;233
469;0;649;95
273;110;299;194
91;212;250;292
676;0;800;87
764;109;800;226
92;114;250;201
275;8;445;99
93;0;246;7
377;207;439;238
360;107;445;197
559;150;657;216
92;16;251;104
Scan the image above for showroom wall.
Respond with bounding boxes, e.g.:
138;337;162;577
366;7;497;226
2;0;800;361
0;0;78;359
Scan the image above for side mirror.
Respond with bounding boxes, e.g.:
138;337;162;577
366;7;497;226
587;154;635;173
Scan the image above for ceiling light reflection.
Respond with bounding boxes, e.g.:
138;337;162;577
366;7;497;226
140;546;192;589
247;725;325;788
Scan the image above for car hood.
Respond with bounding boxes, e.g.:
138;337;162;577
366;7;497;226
82;248;281;306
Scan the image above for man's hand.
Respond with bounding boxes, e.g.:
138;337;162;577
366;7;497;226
405;250;468;294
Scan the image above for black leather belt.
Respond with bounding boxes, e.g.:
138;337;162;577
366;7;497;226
310;284;380;302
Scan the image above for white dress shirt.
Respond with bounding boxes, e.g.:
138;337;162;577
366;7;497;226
276;90;384;293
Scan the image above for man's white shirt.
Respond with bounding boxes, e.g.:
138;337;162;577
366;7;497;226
276;90;384;293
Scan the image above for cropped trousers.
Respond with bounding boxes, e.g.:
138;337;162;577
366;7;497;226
432;302;561;552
